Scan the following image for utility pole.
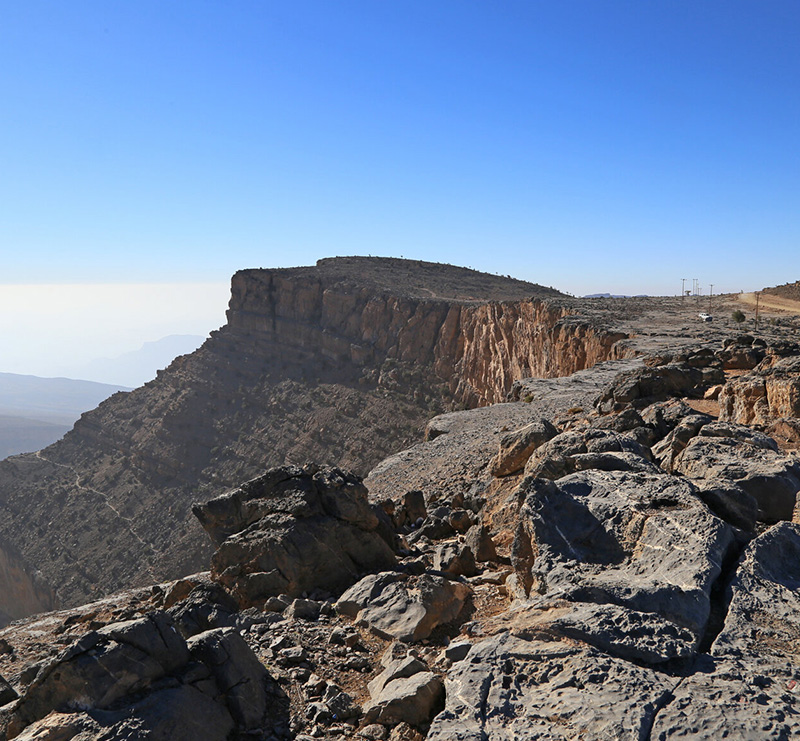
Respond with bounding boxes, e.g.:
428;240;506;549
709;284;713;310
755;292;760;332
681;278;686;302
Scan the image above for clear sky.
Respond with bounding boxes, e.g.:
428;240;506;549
2;2;799;374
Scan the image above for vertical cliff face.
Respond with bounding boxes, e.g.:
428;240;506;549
0;258;630;618
226;262;628;407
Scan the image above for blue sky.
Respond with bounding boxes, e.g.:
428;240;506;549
1;2;799;373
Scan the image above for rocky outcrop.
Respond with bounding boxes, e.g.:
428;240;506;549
719;354;800;425
596;357;724;413
522;428;655;479
672;434;800;523
0;302;797;739
0;613;281;741
194;466;397;607
227;259;628;408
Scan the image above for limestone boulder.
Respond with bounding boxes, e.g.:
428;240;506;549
712;521;800;661
489;419;558;477
698;420;779;450
523;428;652;480
768;417;800;446
640;398;696;442
1;613;280;741
367;654;429;698
596;361;724;413
364;672;443;727
193;466;396;606
651;523;800;738
364;653;443;727
335;573;469;643
511;600;699;664
673;436;800;522
510;471;735;658
570;450;660;474
4;613;189;735
718;354;800;426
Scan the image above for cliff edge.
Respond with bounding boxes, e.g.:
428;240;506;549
0;258;628;618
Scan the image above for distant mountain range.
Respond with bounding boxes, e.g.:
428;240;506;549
0;334;207;460
0;373;129;459
58;334;207;387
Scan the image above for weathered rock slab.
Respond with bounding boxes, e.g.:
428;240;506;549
336;573;469;643
427;632;673;740
673;436;800;522
510;471;734;658
651;523;800;738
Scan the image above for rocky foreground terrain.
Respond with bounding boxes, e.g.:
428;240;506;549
0;260;799;739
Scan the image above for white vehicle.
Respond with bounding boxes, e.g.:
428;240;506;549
698;312;712;322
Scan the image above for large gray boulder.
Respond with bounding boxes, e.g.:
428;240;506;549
651;413;713;472
650;523;800;738
335;573;469;643
509;471;735;660
12;686;234;741
596;360;724;413
673;435;800;522
712;521;800;661
523;428;652;480
427;632;674;740
364;671;443;727
1;613;279;740
193;466;396;606
4;613;189;735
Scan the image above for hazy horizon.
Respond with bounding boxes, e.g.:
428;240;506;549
0;282;229;380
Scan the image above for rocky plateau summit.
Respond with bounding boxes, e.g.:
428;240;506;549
0;257;799;740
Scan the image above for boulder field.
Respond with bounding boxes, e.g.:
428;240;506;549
0;324;799;739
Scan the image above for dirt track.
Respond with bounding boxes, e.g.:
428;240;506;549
738;292;800;315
